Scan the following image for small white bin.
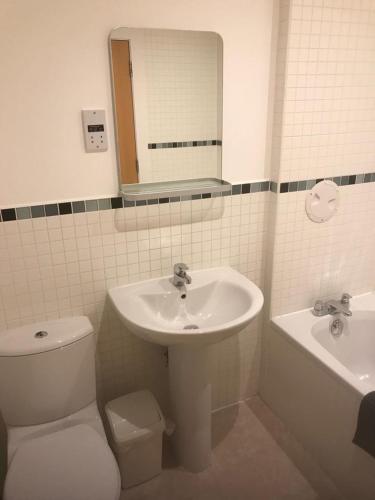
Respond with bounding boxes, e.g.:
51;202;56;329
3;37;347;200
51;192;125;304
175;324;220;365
105;390;165;489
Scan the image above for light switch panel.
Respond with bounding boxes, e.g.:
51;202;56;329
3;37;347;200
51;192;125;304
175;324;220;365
82;109;108;152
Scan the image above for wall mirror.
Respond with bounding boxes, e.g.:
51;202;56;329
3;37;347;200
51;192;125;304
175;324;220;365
109;27;229;199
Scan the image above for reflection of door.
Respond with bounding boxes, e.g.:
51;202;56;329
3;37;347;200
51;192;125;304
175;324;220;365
111;40;138;184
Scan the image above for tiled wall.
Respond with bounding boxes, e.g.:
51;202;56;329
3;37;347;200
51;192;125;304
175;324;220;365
0;191;268;412
281;0;375;183
268;0;375;316
271;183;375;315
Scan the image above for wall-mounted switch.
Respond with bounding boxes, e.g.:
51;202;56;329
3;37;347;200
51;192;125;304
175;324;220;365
82;109;108;152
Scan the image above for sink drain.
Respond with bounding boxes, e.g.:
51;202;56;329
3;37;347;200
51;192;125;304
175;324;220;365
183;324;199;330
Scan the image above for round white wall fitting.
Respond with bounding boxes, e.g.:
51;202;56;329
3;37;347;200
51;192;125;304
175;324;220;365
305;180;339;223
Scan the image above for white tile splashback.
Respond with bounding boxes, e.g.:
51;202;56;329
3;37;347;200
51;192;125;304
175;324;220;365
267;0;375;318
270;178;375;317
0;192;268;411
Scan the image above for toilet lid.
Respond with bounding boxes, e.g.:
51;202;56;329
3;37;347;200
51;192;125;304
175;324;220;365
4;424;120;500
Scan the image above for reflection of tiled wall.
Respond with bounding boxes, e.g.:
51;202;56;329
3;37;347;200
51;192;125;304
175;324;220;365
267;0;375;317
144;30;220;143
0;191;268;412
146;146;219;183
134;29;222;183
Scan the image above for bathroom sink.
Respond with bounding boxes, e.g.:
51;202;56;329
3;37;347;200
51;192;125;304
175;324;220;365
108;266;263;347
109;266;263;473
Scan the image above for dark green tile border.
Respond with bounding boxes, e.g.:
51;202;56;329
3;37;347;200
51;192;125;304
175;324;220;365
148;139;222;149
0;181;272;222
277;172;375;194
2;172;373;222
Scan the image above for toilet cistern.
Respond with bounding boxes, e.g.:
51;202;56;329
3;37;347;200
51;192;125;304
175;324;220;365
0;317;121;500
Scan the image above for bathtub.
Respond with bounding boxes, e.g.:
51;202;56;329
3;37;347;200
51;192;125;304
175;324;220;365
260;292;375;500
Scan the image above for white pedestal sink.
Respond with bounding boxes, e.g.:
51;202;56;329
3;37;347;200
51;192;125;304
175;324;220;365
109;266;263;472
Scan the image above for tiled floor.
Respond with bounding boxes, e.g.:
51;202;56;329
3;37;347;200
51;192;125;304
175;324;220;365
121;397;343;500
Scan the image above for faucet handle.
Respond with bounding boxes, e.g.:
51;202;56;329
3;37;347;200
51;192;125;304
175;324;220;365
174;263;189;276
341;293;352;305
313;300;326;316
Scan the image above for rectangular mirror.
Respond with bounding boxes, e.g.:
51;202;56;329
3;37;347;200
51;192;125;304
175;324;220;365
109;27;227;199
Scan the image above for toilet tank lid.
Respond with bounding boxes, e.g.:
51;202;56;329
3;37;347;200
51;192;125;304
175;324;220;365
0;316;94;356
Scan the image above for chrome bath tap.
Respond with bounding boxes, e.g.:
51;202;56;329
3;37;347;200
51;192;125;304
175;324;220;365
312;293;352;317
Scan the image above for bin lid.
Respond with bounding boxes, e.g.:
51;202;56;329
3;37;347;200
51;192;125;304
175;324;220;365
105;390;165;445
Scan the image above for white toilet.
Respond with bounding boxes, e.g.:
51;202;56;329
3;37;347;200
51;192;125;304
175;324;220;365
0;316;121;500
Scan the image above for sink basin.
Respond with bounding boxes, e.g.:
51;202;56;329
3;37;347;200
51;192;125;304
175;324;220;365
109;266;263;346
108;266;264;473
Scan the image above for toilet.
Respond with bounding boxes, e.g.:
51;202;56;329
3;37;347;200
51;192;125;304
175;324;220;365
0;316;121;500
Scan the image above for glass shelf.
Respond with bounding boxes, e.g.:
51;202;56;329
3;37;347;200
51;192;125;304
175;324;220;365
120;178;232;201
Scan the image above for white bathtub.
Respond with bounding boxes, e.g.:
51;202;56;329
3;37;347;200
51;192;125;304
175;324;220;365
261;292;375;500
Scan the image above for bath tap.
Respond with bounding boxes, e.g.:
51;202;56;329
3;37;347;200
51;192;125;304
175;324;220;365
171;263;192;289
313;293;352;317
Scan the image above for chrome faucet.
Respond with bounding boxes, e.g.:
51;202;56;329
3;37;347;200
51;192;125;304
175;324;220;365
312;293;352;317
172;263;192;288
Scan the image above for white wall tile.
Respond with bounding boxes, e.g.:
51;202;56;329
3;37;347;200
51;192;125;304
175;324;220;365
268;0;375;316
0;192;268;412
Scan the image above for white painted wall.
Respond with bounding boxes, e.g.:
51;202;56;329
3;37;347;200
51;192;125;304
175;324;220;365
0;0;275;207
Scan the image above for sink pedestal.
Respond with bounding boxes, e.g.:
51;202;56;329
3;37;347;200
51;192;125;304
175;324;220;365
168;345;211;472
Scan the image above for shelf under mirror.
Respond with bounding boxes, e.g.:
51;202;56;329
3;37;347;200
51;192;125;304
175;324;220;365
120;178;231;201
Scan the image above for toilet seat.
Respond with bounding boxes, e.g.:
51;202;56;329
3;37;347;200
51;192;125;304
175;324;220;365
4;424;121;500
